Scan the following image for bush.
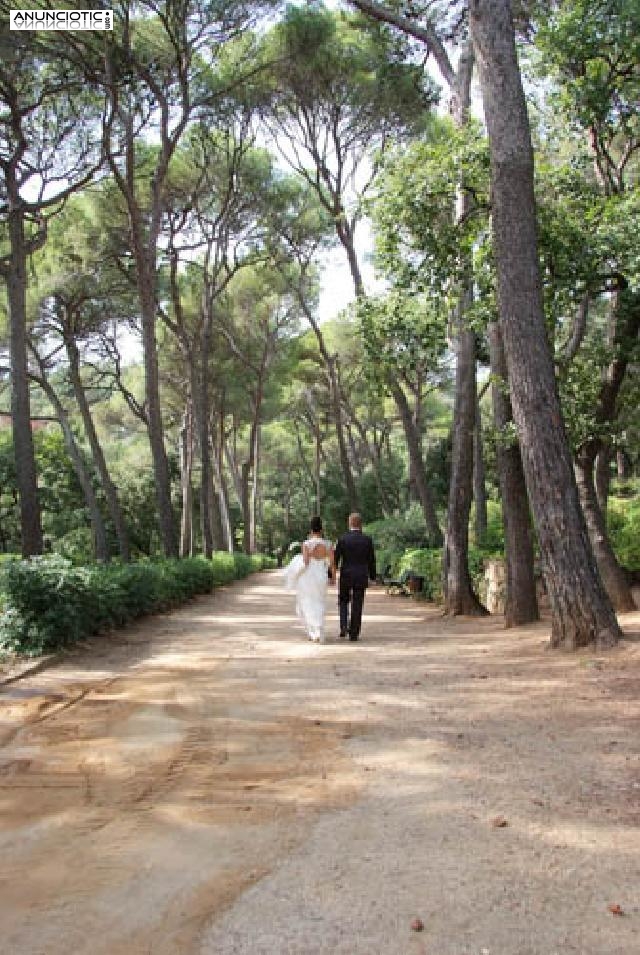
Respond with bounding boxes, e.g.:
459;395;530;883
398;548;443;600
394;546;492;603
0;552;273;656
474;500;505;551
608;496;640;570
366;504;437;578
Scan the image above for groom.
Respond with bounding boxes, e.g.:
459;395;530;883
334;512;376;641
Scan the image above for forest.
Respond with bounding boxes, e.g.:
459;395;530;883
1;0;639;653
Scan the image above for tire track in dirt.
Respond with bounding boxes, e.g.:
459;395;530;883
0;579;361;955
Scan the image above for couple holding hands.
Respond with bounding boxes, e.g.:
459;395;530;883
285;513;376;644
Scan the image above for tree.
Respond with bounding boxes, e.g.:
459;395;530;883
0;28;102;555
98;0;277;557
261;3;436;510
163;122;276;557
357;290;445;544
469;0;621;648
348;0;486;615
29;197;136;560
532;0;640;610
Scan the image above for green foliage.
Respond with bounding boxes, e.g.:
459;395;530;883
356;291;447;394
365;505;433;575
395;546;489;604
473;499;505;552
0;553;275;655
370;118;491;303
534;0;640;141
397;548;443;601
607;495;640;569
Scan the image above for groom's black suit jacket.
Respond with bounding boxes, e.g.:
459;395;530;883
335;529;376;589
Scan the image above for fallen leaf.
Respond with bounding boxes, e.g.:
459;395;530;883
491;815;509;828
410;917;424;932
608;903;624;916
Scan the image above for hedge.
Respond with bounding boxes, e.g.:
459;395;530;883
0;552;276;656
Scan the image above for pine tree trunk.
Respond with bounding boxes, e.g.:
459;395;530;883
38;374;108;562
473;392;488;546
443;40;486;615
390;380;443;545
595;445;611;513
470;0;620;648
67;341;130;561
298;298;358;511
138;258;178;558
250;422;260;554
212;416;233;552
444;310;488;615
241;461;251;555
7;191;42;556
488;323;538;626
327;356;358;512
575;447;635;611
179;401;194;558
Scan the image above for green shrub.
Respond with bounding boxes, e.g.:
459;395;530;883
398;548;443;601
608;496;640;569
474;500;505;551
210;552;238;586
366;504;434;553
0;552;271;655
393;546;492;603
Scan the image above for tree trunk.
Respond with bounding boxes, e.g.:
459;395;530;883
595;445;611;513
67;341;130;561
250;422;261;554
444;309;488;615
214;410;234;551
616;449;631;481
193;380;213;559
241;461;251;555
327;356;358;511
315;425;322;514
296;294;358;510
179;401;194;558
194;305;216;559
470;0;620;648
336;216;365;297
7;190;42;556
390;380;443;545
37;373;108;562
242;391;263;555
575;447;635;611
443;41;486;615
473;391;488;546
138;257;178;557
207;473;225;552
488;323;539;626
407;382;422;503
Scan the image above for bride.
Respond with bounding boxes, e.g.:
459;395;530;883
284;516;335;643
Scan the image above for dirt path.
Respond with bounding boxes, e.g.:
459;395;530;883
0;573;639;955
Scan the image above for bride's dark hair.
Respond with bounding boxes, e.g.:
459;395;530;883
310;515;323;533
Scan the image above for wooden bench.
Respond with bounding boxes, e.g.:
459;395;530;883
385;569;424;596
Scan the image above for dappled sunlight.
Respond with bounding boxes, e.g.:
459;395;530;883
1;573;639;954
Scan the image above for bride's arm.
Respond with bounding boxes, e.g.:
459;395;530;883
329;545;336;584
302;542;310;566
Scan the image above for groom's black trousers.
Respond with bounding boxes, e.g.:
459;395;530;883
339;576;366;637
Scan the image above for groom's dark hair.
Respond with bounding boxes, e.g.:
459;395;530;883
310;515;323;533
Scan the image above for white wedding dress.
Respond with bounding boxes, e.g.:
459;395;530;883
284;537;331;642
